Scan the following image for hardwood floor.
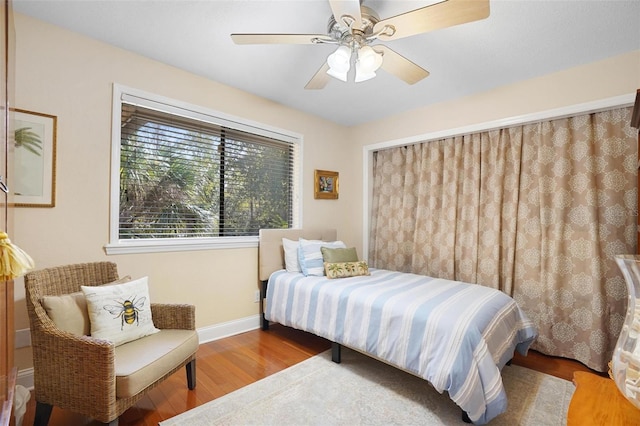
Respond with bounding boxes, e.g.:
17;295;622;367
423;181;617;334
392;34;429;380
22;324;604;425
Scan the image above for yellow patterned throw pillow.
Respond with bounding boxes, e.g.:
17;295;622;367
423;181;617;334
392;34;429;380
324;261;370;279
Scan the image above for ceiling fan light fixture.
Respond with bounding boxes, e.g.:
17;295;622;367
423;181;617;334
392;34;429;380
232;0;490;89
355;45;383;82
358;46;383;72
354;63;376;82
326;67;349;82
326;45;351;81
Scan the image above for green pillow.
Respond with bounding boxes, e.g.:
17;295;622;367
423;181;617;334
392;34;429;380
321;246;358;263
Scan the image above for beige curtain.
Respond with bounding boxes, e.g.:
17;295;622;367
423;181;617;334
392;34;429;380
369;107;636;371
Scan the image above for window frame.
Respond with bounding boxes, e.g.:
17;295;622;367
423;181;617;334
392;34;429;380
105;84;302;255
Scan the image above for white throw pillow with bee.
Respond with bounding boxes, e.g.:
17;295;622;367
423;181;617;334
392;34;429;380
82;276;160;346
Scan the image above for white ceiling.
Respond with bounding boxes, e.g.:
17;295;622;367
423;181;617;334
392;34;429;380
12;0;640;127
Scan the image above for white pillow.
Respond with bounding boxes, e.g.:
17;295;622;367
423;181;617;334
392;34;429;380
82;276;159;346
282;238;301;273
298;238;346;276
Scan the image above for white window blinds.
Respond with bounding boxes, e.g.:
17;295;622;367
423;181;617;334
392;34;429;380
119;101;295;239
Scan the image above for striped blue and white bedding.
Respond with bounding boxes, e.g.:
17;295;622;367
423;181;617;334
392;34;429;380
266;268;537;425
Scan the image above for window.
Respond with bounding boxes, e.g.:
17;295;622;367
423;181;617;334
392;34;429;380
106;85;301;254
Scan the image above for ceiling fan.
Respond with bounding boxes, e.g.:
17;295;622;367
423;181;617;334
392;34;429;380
231;0;490;89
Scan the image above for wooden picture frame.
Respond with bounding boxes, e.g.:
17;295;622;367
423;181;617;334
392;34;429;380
12;108;57;207
314;169;339;199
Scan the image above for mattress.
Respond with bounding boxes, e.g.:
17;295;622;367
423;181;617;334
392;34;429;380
265;268;537;424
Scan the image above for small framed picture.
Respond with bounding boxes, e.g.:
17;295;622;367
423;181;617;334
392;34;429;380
12;109;57;208
314;169;339;199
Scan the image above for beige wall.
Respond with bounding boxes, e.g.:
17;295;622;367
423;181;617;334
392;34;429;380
12;12;355;370
351;50;640;145
12;10;640;372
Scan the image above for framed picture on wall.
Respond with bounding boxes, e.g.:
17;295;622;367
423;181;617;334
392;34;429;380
314;169;339;199
12;109;57;207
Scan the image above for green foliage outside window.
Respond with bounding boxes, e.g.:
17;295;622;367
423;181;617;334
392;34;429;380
119;113;293;239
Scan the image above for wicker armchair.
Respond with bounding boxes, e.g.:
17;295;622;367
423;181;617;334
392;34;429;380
24;262;198;426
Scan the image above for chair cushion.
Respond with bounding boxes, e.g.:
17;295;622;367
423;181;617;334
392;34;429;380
41;276;131;336
41;292;89;336
82;276;159;346
114;329;199;398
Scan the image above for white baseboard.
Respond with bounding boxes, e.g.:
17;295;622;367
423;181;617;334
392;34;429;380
196;314;261;344
16;314;262;391
17;367;34;390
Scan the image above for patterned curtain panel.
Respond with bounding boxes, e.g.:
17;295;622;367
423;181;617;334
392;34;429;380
369;107;636;371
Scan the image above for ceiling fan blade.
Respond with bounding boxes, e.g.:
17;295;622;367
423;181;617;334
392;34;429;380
304;62;332;90
372;45;429;85
231;34;334;45
373;0;490;41
329;0;363;30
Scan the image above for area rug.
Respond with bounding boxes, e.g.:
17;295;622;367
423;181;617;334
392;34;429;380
161;347;574;426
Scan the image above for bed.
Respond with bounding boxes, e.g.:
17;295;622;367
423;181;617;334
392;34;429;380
258;228;537;425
